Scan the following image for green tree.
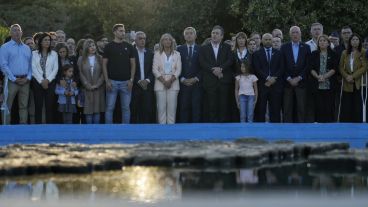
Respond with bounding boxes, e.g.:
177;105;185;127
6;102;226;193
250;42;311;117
229;0;368;41
150;0;241;45
0;0;67;37
0;26;9;44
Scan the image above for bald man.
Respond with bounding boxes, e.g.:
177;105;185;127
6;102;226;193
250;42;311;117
252;33;284;122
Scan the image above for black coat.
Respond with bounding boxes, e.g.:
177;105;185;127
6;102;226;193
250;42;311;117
307;49;338;91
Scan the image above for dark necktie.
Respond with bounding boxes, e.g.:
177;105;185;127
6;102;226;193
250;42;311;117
266;48;271;63
189;46;193;59
266;48;271;77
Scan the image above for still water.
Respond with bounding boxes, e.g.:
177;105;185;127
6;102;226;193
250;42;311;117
0;163;367;206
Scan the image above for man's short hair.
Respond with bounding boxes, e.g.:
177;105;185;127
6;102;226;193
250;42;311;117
96;35;107;41
183;27;197;36
23;36;33;42
112;24;125;32
311;22;323;28
329;31;340;38
10;24;21;30
341;25;352;31
212;25;224;35
55;30;65;35
289;26;301;34
135;31;146;37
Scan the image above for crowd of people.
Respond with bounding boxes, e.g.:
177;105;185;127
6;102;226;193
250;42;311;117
0;22;368;125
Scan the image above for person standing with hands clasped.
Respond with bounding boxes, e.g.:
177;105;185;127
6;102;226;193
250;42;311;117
32;32;59;124
235;62;258;123
79;39;105;124
152;33;182;124
55;64;78;124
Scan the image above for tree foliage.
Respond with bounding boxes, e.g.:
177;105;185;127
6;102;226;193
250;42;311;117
0;0;67;37
0;26;9;44
1;0;367;44
230;0;368;41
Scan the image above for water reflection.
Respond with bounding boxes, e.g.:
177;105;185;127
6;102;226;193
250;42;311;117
0;164;367;203
1;180;59;201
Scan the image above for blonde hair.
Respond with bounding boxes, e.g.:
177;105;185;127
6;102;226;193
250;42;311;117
159;33;177;54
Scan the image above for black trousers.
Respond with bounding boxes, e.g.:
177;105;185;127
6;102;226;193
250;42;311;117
340;87;363;123
256;84;282;122
283;87;306;123
32;79;56;124
130;84;155;123
178;83;202;123
204;82;231;123
314;89;335;123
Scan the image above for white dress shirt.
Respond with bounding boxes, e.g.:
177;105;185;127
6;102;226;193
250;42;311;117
137;48;145;80
211;42;219;59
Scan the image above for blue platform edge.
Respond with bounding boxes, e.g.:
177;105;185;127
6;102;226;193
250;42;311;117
0;123;367;148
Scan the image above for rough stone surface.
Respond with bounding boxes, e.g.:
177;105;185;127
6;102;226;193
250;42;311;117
0;140;350;176
309;149;368;173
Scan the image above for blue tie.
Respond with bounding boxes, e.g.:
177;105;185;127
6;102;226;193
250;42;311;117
266;48;271;63
189;46;193;58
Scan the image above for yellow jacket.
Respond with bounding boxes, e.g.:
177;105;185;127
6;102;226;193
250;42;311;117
339;49;367;92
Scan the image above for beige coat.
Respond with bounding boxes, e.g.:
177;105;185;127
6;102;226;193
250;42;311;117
339;49;367;92
152;51;182;91
78;55;105;114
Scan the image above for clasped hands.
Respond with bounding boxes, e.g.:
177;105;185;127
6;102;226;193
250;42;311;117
138;79;149;90
288;76;302;87
346;75;354;83
212;67;223;79
265;77;277;87
158;75;176;89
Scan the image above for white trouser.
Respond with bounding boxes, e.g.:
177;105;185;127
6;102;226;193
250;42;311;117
156;90;178;124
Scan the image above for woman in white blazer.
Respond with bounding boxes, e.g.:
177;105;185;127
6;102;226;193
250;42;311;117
32;32;59;124
153;33;182;124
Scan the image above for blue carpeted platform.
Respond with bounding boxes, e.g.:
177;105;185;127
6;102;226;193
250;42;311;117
0;123;367;148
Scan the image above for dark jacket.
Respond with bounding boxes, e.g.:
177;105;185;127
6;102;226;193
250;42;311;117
307;49;338;91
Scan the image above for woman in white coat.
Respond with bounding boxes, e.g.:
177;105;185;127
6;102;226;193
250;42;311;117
153;33;182;124
32;32;59;124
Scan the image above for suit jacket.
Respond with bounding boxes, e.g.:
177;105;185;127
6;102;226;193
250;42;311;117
308;49;338;91
32;50;59;84
134;48;154;89
152;50;182;91
281;42;311;87
199;42;234;87
339;49;367;92
252;47;284;91
177;44;201;81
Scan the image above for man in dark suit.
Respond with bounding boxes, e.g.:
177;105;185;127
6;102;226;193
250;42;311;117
281;26;311;123
253;33;284;122
130;31;155;123
177;27;202;123
199;25;234;122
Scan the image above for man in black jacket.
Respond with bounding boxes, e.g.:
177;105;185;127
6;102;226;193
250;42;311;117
253;33;284;122
199;25;233;122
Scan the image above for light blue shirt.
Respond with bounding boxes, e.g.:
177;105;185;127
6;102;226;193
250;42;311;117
0;40;32;82
292;42;299;64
